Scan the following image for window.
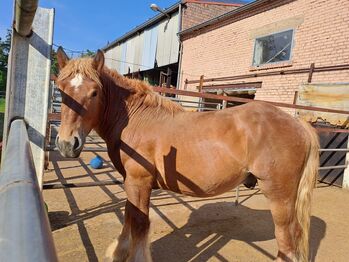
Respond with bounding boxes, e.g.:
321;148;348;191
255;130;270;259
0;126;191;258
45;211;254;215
252;29;294;66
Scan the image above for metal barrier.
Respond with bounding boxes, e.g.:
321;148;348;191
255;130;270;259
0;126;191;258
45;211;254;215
0;120;58;261
0;0;58;260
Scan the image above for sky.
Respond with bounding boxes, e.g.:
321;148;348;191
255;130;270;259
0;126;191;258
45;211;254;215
0;0;180;53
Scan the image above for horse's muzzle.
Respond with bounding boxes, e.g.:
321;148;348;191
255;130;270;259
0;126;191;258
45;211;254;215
55;135;84;158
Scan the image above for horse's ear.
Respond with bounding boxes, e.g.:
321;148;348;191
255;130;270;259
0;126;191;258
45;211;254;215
57;46;69;70
93;50;104;72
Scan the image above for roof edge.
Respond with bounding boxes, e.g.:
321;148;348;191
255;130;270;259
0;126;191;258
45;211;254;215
102;2;180;51
183;0;244;7
179;0;277;37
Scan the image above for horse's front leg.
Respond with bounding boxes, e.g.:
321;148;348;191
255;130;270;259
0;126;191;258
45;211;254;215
106;172;153;262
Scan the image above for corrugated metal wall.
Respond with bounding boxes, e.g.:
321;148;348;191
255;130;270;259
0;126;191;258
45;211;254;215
156;12;179;67
141;25;158;71
105;46;121;71
105;11;179;74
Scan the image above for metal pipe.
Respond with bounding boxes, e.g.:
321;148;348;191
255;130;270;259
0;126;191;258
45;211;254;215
0;119;58;261
176;2;184;90
152;86;349;115
186;64;349;84
319;165;347;171
319;148;349;152
15;0;39;36
46;146;108;152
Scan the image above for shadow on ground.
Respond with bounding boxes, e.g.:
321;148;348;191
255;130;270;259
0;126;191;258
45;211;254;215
151;202;326;262
49;200;326;262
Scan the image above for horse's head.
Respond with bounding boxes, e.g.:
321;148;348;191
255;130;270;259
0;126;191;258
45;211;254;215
55;47;105;158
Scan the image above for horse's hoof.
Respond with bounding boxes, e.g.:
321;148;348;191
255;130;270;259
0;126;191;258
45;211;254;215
104;239;119;262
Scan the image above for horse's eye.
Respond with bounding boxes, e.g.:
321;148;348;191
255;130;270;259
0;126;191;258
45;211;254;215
90;90;98;98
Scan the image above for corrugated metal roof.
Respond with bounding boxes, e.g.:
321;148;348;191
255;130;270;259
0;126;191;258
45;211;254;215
102;2;180;51
102;0;249;51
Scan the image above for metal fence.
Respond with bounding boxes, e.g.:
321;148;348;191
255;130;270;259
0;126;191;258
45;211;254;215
0;119;57;261
0;0;58;260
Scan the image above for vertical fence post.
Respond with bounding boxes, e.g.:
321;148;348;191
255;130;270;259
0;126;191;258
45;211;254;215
343;136;349;189
166;67;172;88
222;92;227;109
184;78;188;90
198;75;204;92
2;6;54;187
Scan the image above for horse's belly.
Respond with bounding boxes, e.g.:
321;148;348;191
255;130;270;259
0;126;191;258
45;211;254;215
155;148;247;197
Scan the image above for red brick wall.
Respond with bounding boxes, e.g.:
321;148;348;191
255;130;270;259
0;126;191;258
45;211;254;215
182;2;240;31
179;0;349;112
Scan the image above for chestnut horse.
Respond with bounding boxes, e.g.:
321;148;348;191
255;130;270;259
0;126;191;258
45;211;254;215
55;48;319;262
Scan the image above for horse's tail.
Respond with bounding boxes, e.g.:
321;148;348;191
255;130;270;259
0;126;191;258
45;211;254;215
295;121;319;261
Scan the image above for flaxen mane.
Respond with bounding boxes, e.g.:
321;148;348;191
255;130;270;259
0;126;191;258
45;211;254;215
57;57;102;86
58;57;184;115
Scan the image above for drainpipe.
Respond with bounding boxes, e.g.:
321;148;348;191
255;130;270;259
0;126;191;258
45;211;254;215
176;2;184;90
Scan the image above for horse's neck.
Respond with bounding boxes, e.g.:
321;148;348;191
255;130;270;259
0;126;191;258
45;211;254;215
95;72;182;146
95;74;150;146
95;76;128;144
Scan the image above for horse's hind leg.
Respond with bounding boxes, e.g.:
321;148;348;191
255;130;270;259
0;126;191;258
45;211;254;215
259;179;301;262
269;198;300;261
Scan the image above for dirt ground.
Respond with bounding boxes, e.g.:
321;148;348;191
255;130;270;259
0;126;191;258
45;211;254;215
43;139;349;262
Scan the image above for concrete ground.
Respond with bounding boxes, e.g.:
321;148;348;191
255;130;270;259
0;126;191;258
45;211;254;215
43;138;349;262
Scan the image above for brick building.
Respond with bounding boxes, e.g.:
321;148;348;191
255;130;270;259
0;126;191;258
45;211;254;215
179;0;349;106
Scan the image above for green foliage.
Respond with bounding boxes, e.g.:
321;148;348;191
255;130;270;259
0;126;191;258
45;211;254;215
0;98;5;113
0;30;11;91
81;49;95;57
51;48;59;76
51;48;95;76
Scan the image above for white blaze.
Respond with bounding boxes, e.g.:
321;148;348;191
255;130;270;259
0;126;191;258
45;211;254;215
70;74;83;88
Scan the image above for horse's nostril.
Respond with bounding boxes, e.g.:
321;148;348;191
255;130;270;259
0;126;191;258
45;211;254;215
73;137;80;150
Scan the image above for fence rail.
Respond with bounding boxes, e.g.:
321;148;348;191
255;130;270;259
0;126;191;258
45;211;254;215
185;63;349;84
0;119;57;261
0;1;58;260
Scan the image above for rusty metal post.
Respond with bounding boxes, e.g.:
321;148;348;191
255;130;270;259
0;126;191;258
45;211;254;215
166;67;172;88
308;63;315;83
184;78;188;90
198;75;204;92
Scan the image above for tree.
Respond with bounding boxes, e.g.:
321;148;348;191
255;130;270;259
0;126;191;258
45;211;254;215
81;49;95;57
51;48;59;76
0;30;11;91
